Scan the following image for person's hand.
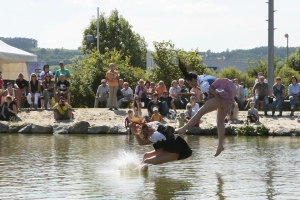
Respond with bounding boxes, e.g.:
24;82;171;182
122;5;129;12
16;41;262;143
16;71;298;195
175;127;187;135
44;89;47;91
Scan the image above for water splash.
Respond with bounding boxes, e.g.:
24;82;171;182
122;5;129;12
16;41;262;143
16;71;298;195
116;150;141;171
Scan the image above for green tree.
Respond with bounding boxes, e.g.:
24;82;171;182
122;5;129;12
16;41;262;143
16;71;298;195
218;67;255;88
82;9;147;69
276;66;300;94
246;59;268;78
150;41;206;88
287;47;300;72
69;50;148;108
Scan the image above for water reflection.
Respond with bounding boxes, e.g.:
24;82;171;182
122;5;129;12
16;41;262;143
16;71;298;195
0;134;300;199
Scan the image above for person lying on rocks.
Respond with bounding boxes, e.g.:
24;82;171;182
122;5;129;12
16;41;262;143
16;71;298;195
53;96;73;123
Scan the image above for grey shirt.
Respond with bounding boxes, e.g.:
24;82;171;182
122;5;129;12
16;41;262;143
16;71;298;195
254;82;268;96
248;108;258;117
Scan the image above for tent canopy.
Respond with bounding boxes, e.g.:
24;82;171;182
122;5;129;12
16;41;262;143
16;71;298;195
0;40;37;80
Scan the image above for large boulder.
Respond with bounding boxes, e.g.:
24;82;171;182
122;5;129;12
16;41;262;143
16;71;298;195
109;125;127;134
53;126;69;134
186;127;201;135
68;121;90;133
31;124;53;133
88;125;110;134
18;124;32;133
0;121;9;133
8;124;25;133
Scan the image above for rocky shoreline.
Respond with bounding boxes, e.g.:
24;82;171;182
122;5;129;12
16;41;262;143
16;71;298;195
1;108;299;136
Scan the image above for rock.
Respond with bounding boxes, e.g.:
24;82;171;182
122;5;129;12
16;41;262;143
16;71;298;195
273;127;291;136
68;121;90;133
88;125;110;134
53;126;69;134
0;121;9;133
186;127;201;135
109;125;127;134
8;124;24;133
31;124;53;133
18;124;32;133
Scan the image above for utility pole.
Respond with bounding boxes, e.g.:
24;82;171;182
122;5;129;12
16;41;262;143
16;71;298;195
267;0;274;96
97;7;99;51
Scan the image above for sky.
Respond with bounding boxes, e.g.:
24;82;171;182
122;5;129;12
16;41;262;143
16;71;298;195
1;0;299;52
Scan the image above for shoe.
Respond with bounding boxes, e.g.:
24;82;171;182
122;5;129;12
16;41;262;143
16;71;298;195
69;119;74;122
271;114;274;117
277;114;282;117
53;120;57;123
290;109;294;116
114;108;118;111
108;108;113;110
264;113;268;116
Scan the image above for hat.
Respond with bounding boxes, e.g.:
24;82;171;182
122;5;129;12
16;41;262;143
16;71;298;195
138;79;145;84
59;61;64;64
6;95;13;100
153;107;158;111
101;79;107;83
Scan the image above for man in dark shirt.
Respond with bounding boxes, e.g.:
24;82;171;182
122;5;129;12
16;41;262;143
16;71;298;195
252;76;269;116
56;74;70;104
159;90;177;116
14;73;28;110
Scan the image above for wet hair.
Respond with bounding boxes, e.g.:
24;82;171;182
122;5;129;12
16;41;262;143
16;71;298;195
178;59;198;81
139;123;154;139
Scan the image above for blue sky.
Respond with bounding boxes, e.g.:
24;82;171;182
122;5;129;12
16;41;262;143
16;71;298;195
1;0;299;52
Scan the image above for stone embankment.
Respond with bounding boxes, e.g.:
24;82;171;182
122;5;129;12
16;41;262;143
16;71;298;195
1;108;299;136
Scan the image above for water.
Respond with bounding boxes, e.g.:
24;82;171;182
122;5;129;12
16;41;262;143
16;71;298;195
0;134;300;199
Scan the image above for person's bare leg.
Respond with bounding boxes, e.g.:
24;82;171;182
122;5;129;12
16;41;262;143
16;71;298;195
143;152;180;165
68;110;72;119
215;107;227;157
54;111;58;120
142;149;164;162
175;97;222;134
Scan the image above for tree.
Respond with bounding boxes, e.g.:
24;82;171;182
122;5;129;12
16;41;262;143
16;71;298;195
40;48;47;55
218;67;255;89
69;50;149;108
82;9;147;69
150;41;207;88
287;47;300;72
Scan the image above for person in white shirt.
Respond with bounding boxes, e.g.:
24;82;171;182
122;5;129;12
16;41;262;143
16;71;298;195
40;64;54;81
95;79;109;108
117;82;133;108
169;80;182;109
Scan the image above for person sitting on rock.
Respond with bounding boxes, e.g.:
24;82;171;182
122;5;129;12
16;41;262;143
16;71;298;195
117;82;133;108
150;107;162;122
159;90;177;117
56;74;70;104
42;73;55;109
53;96;73;123
125;110;133;134
247;102;259;123
2;82;18;107
184;103;199;127
133;96;142;117
0;95;17;121
95;79;109;108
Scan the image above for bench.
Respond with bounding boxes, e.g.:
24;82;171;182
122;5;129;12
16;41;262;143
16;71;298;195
121;100;133;108
246;98;290;111
94;98;107;108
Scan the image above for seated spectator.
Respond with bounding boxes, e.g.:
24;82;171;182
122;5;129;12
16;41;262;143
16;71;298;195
233;78;245;110
190;95;199;112
252;76;268;116
0;73;4;100
150;107;162;122
225;101;239;123
116;78;124;101
125;110;133;134
0;95;17;121
27;73;41;110
135;79;149;108
240;82;248;108
155;80;167;97
147;93;162;118
178;78;188;108
159;90;177;116
133;96;142;117
2;82;18;107
40;64;54;81
169;80;182;109
56;74;70;104
288;75;300;116
53;96;73;123
272;77;285;116
177;112;188;128
190;87;203;102
255;72;268;84
184;103;199;127
42;73;55;109
150;82;156;93
14;73;28;111
96;79;109;108
247;102;259;123
117;82;133;108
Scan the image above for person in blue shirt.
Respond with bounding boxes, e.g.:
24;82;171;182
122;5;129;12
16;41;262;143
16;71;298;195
288;76;300;116
272;77;285;116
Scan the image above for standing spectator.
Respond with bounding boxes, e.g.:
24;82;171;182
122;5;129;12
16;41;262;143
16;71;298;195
42;73;55;109
40;64;54;81
177;112;188;128
117;82;133;108
106;63;119;110
14;73;28;111
288;76;300;116
150;107;162;122
169;80;182;109
56;74;70;104
125;110;133;134
155;80;167;97
53;96;73;123
95;79;109;108
55;61;71;83
252;76;269;116
135;79;149;108
247;102;259;123
272;77;285;116
159;90;177;116
233;78;245;110
116;79;124;101
133;96;142;117
184;103;199;127
240;82;248;108
0;95;17;121
27;73;41;110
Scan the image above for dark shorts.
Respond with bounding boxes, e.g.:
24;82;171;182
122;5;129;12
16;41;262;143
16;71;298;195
55;109;69;120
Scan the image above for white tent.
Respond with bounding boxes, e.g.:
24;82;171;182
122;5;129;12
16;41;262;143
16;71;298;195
0;40;37;80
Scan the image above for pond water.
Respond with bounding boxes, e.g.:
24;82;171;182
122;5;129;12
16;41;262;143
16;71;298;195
0;134;300;199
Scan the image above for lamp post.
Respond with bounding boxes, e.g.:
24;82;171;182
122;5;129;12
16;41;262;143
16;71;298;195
284;33;289;61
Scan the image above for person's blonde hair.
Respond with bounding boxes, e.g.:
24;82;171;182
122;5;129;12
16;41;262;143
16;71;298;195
138;123;155;139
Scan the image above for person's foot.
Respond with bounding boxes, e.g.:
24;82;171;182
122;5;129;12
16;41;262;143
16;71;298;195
53;119;57;123
277;114;282;117
214;146;224;157
69;118;74;122
290;112;294;116
108;108;113;110
114;108;118;111
272;114;275;117
264;113;268;116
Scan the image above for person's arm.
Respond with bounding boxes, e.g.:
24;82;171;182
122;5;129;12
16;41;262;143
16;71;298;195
281;87;285;98
66;70;71;80
252;85;256;98
52;103;59;109
66;103;72;109
2;103;5;117
147;102;152;116
8;104;17;115
37;83;41;93
265;88;268;97
49;81;55;90
28;82;32;94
